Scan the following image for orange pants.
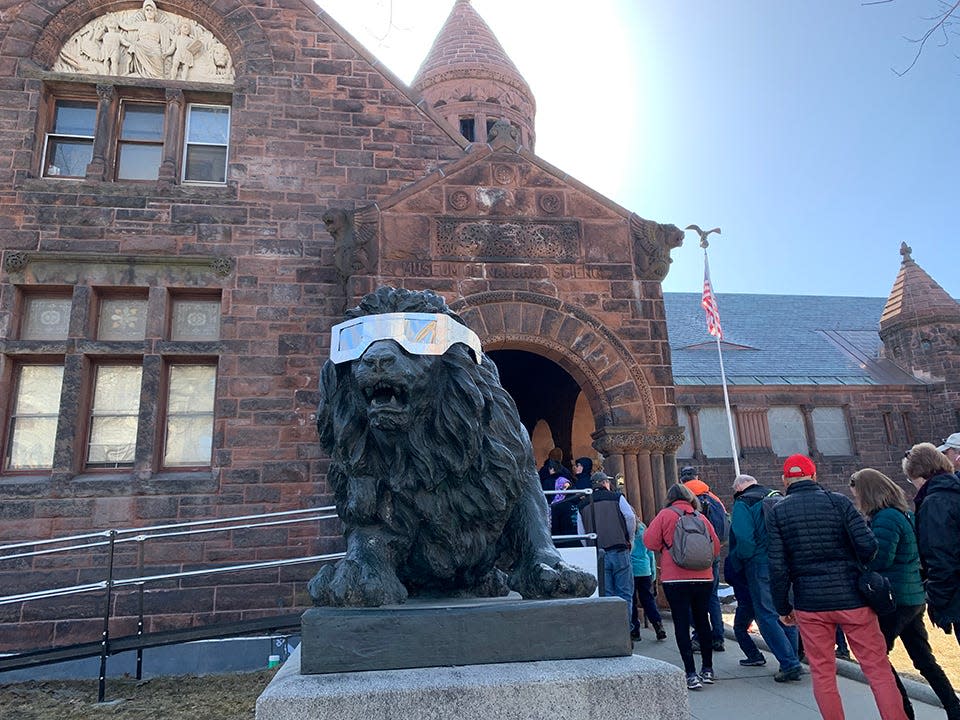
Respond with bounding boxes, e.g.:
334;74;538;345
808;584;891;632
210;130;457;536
796;607;908;720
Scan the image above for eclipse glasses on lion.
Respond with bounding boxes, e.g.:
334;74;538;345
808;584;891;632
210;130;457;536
329;312;483;365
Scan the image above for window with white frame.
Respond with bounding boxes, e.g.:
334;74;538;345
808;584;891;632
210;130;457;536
768;406;808;457
182;104;230;184
42;99;97;178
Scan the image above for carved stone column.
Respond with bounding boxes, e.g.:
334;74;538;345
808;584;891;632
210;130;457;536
158;89;184;187
593;428;644;518
85;84;115;181
644;427;685;519
593;426;685;524
636;449;654;523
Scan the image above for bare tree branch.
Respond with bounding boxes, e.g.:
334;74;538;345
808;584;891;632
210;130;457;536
888;0;960;75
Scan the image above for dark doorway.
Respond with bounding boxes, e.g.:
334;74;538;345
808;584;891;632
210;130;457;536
487;349;581;465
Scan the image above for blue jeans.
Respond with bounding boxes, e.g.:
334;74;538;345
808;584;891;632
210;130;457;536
730;571;764;660
603;548;633;627
745;559;801;672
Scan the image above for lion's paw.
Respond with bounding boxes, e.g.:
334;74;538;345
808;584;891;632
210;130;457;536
308;558;409;607
509;557;597;600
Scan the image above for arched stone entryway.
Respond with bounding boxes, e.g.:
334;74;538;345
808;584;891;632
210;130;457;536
451;291;684;522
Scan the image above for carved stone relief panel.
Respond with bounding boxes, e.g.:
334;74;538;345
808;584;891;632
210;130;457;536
435;218;580;262
52;1;234;84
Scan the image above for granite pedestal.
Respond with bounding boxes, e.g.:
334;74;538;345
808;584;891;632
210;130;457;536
300;595;631;674
257;596;688;720
256;644;688;720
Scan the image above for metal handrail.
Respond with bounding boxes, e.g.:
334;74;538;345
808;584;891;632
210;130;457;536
1;495;600;699
0;505;337;554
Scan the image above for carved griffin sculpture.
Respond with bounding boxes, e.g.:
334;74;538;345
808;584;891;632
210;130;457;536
630;214;684;281
308;287;597;606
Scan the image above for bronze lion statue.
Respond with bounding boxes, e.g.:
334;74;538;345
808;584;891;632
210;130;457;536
308;287;597;606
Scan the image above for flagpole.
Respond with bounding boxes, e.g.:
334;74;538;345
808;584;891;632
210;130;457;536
689;225;741;476
712;320;741;477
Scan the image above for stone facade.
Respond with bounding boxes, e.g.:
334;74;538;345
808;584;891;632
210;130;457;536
1;0;958;658
0;0;686;652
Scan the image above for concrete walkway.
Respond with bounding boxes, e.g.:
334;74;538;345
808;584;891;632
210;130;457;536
632;618;949;720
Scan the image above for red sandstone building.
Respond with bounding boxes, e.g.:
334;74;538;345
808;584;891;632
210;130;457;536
0;0;958;652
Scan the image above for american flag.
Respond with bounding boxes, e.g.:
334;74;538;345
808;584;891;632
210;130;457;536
702;258;723;339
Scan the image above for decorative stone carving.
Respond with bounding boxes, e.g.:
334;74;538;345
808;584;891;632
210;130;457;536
209;256;233;277
630;214;684;282
487;119;521;149
448;190;470;211
592;427;683;455
493;164;515;185
324;208;374;282
538;193;562;215
53;1;234;84
436;218;580;262
3;252;28;274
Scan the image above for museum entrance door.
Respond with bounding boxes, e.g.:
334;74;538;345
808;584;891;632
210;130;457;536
487;349;596;469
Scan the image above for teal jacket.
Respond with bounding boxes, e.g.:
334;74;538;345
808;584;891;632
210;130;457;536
730;484;780;565
632;523;656;579
867;507;925;608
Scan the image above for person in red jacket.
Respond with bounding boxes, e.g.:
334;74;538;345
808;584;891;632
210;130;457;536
645;482;721;690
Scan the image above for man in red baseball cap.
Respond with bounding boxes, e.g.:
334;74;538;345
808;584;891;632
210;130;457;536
765;454;907;720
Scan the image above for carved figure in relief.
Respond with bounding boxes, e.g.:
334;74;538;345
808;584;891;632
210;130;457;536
57;23;107;73
166;22;202;81
308;287;597;606
212;45;231;77
101;22;130;76
53;2;234;83
122;0;172;79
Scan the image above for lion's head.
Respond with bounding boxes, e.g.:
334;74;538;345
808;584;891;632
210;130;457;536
318;288;527;516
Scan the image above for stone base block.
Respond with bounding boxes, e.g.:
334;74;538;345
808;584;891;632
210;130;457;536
256;645;688;720
301;596;631;674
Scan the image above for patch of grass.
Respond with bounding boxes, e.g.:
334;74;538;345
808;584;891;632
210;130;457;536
888;615;960;686
1;668;278;720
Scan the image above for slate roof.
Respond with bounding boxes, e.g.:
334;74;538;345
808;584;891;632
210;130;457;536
663;293;921;387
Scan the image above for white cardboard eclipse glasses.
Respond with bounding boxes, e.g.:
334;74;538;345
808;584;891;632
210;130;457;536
329;312;483;365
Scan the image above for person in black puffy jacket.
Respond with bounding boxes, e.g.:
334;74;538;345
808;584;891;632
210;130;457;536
902;442;960;647
766;454;907;720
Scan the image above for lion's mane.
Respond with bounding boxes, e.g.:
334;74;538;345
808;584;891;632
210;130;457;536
316;288;542;594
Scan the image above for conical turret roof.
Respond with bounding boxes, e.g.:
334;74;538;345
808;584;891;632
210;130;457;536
412;0;532;98
412;0;536;148
880;242;960;330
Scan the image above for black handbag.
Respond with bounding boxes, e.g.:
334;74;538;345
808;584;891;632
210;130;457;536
825;491;897;616
856;569;897;616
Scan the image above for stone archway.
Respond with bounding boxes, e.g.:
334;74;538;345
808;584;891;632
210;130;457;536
451;291;682;521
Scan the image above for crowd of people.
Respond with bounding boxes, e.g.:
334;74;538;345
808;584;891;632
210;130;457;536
540;438;960;720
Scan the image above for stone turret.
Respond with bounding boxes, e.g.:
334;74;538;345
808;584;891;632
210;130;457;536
879;242;960;382
412;0;536;148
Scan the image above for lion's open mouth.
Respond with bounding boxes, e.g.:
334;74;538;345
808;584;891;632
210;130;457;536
364;380;409;412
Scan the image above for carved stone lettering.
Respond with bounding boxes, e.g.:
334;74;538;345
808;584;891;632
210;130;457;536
52;1;234;84
436;218;580;262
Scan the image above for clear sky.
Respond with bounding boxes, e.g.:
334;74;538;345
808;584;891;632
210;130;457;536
318;1;960;299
